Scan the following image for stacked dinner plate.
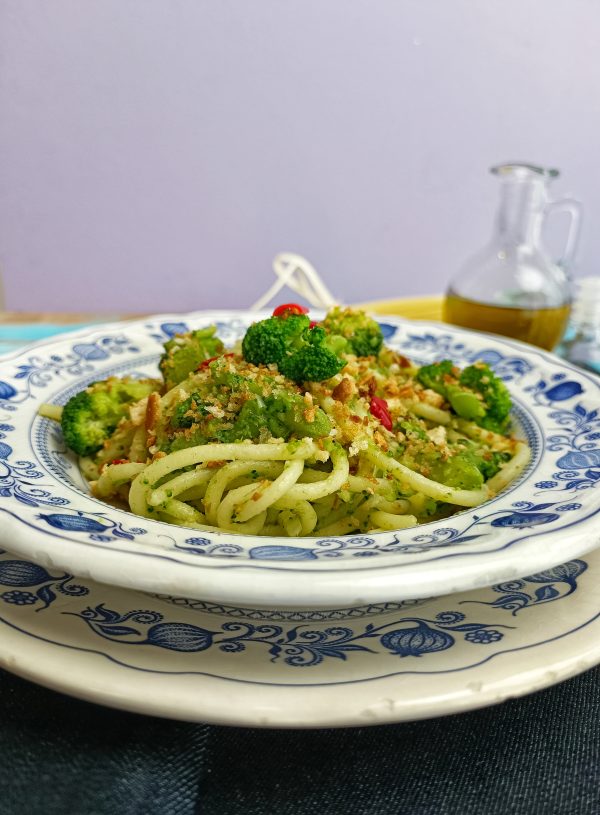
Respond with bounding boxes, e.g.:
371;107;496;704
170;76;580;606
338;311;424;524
1;311;600;727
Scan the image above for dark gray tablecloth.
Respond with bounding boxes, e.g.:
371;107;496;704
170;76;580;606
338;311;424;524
1;666;599;815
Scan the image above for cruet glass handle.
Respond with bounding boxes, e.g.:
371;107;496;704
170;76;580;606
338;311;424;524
544;197;583;270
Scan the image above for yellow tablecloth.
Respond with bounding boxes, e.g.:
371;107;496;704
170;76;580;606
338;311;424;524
357;295;443;322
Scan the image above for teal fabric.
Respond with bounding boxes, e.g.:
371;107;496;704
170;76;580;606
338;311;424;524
0;323;94;356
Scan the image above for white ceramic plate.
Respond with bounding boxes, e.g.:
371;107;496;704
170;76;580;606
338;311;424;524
0;545;599;727
1;311;600;609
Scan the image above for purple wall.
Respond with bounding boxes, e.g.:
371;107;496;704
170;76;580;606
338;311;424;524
0;1;598;312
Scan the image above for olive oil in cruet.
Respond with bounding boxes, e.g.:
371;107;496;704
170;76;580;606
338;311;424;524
444;164;581;350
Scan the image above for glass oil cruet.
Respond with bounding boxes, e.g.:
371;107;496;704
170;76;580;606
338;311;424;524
444;163;582;350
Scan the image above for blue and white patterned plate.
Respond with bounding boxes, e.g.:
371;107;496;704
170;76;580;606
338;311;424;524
1;311;600;610
0;545;598;726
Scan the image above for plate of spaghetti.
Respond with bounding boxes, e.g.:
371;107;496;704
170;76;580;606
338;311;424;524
1;306;599;609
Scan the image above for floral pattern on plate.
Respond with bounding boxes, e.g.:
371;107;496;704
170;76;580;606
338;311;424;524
1;312;600;610
1;544;599;727
0;549;588;673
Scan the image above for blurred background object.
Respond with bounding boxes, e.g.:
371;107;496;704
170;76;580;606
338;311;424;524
250;254;338;311
443;163;580;350
557;277;600;373
0;0;598;312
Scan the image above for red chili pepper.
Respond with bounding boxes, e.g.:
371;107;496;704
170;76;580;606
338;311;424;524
198;353;235;370
272;303;309;318
369;396;393;431
110;459;129;466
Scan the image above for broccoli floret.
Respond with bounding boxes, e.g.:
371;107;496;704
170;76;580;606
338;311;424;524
242;316;343;382
221;393;331;442
416;359;485;421
399;419;428;441
416;360;484;419
221;397;284;441
159;327;224;389
432;447;510;490
172;392;207;429
459;363;512;434
431;450;485;491
279;327;344;382
320;307;384;357
416;360;512;434
162;359;333;451
61;377;158;457
242;314;310;367
415;360;456;395
168;426;208;452
477;450;511;480
450;439;512;481
276;394;331;438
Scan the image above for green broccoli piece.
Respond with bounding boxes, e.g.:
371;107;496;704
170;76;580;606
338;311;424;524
450;439;511;481
242;316;343;382
416;360;484;420
242;314;310;366
430;446;510;490
159;326;224;389
168;426;208;453
432;450;485;491
209;366;246;392
277;394;331;438
279;327;344;382
416;360;512;434
320;306;384;357
415;360;456;395
221;393;331;442
61;377;158;457
432;447;512;489
172;392;207;429
458;363;512;434
445;387;486;421
221;398;284;442
399;419;428;441
164;376;332;451
477;450;511;480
